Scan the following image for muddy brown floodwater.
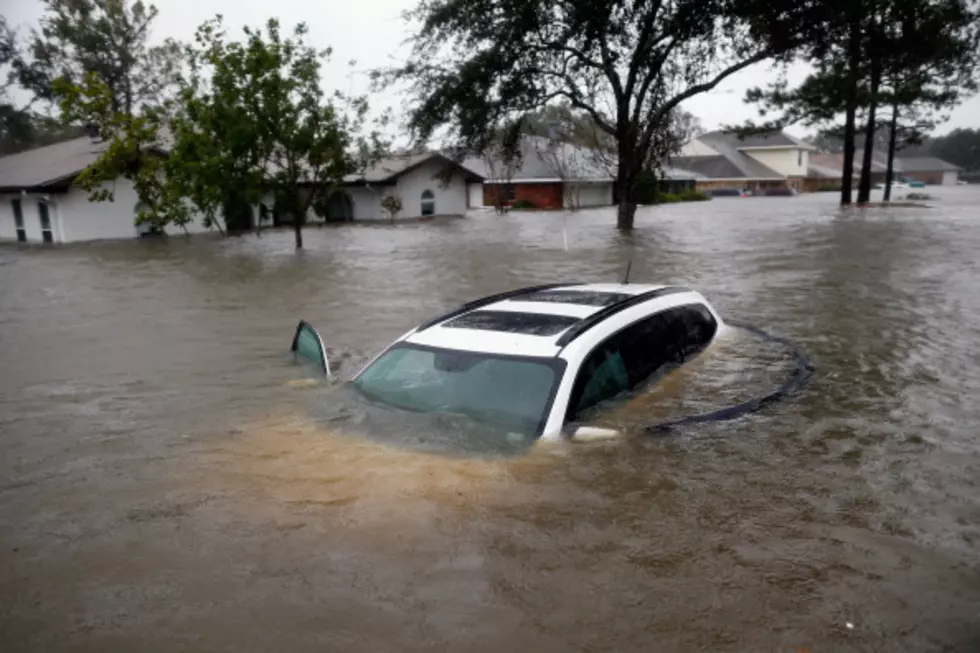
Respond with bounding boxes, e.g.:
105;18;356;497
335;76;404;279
3;190;980;652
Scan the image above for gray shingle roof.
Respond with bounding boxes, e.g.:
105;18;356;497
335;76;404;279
343;151;484;184
699;129;816;150
895;156;960;172
462;136;614;182
670;152;784;180
0;137;111;191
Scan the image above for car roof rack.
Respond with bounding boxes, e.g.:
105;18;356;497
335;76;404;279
554;286;690;347
416;282;584;331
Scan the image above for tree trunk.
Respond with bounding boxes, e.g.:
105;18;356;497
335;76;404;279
857;54;882;204
615;148;637;230
884;102;899;202
840;16;862;207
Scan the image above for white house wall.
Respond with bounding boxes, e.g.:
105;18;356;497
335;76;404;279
394;159;469;218
743;148;809;177
346;187;383;220
574;183;613;208
467;182;485;208
1;178;214;244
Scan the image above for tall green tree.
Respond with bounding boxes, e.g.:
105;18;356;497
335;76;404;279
16;0;182;116
169;17;384;248
56;71;192;231
745;0;979;205
381;0;820;230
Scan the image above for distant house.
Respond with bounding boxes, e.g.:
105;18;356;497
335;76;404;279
464;136;703;209
0;139;483;244
297;151;484;223
463;136;617;209
671;130;815;194
0;136;218;244
895;157;960;185
804;153;960;189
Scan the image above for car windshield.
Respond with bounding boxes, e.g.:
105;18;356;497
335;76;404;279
352;344;563;436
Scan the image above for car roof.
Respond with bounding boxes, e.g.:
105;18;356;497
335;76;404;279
403;283;713;358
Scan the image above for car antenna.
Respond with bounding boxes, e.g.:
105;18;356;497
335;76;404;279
623;258;633;285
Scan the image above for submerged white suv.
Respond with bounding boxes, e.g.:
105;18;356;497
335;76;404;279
293;283;723;441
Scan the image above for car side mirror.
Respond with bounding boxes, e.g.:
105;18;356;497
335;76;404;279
567;425;621;442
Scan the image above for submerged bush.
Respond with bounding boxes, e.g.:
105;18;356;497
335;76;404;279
511;199;537;209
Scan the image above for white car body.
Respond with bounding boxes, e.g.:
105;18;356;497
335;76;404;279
350;283;724;440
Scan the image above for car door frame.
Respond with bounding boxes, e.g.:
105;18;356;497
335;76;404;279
291;319;332;379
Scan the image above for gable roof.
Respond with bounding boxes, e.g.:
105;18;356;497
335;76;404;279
0;137;111;192
344;151;484;185
895;156;960;172
670;151;784;181
462;136;614;182
697;130;816;150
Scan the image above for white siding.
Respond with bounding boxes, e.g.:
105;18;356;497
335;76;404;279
680;140;718;156
394;159;469;218
574;183;613;208
347;187;384;220
0;195;23;241
0;179;214;244
941;170;958;186
0;192;65;243
467;182;485;208
743;148;809;177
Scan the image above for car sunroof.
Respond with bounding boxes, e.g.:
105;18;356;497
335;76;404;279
518;289;632;307
442;310;579;335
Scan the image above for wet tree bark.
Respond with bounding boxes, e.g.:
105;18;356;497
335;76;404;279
883;101;899;202
616;144;638;230
840;15;862;207
857;41;882;204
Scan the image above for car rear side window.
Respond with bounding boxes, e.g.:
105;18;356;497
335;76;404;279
565;304;718;422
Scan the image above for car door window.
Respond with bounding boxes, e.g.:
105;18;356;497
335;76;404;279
567;313;670;421
565;304;718;424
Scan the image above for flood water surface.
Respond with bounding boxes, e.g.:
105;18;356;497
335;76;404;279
3;190;980;652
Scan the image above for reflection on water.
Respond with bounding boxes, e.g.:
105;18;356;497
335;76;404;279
3;190;980;652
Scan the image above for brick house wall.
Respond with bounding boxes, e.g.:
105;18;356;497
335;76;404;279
484;182;564;209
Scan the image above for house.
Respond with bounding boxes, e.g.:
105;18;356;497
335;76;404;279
894;157;960;185
312;151;484;221
804;153;960;189
671;130;815;194
0;136;217;244
463;136;617;210
0;138;483;243
805;152;889;191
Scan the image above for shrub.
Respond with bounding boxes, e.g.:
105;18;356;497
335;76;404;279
380;195;403;220
658;193;681;203
511;198;537;209
677;189;710;202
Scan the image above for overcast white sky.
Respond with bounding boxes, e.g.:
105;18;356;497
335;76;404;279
3;0;978;140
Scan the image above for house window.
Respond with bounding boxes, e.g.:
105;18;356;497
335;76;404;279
11;199;26;242
421;190;435;216
501;184;517;203
37;199;53;243
798;149;803;167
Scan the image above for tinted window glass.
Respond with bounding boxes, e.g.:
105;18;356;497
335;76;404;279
291;321;328;375
520;289;631;307
444;310;578;335
566;303;718;422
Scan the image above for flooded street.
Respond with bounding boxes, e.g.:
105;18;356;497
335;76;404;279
3;189;980;652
